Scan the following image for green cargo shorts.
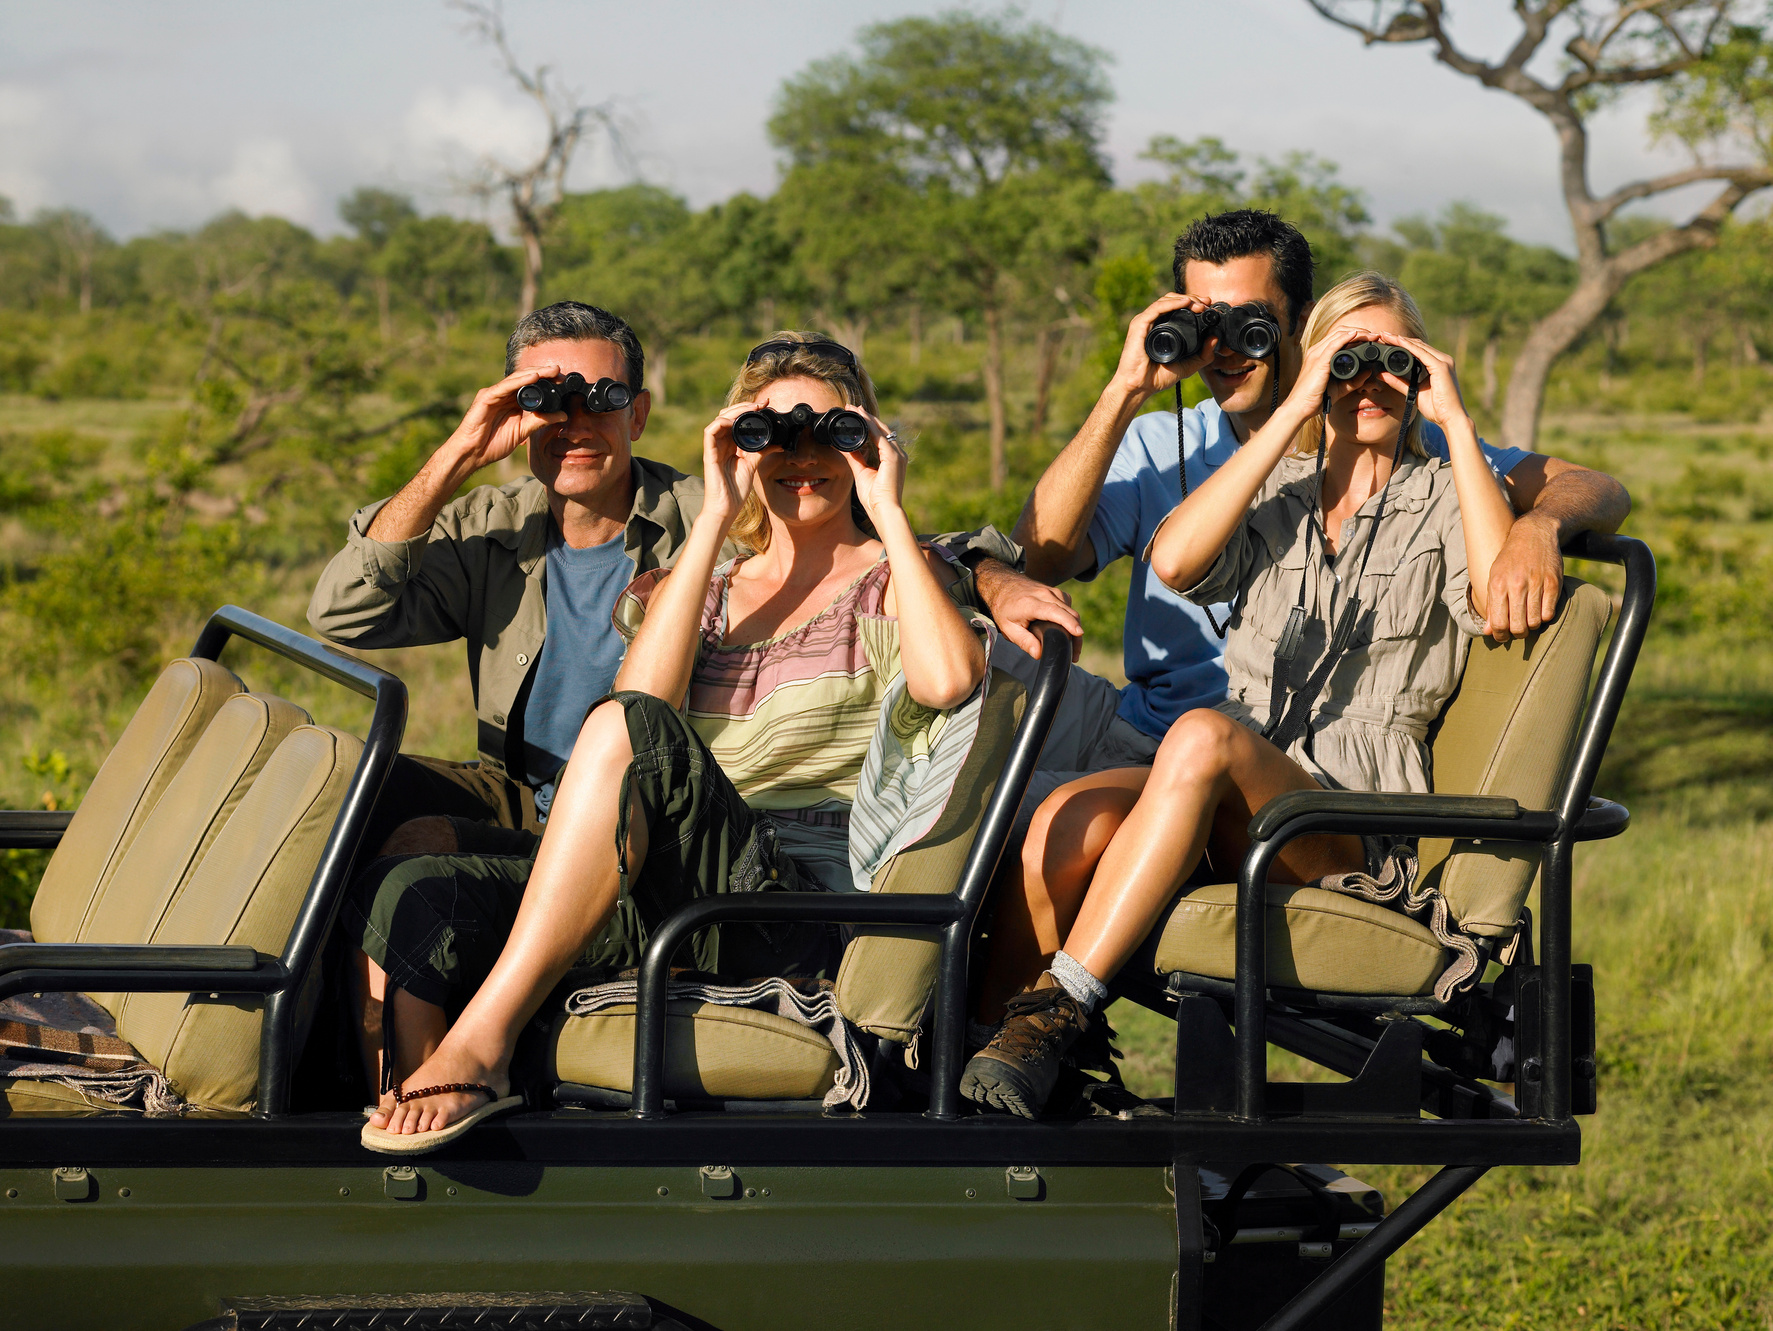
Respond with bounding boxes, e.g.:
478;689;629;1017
346;691;841;1013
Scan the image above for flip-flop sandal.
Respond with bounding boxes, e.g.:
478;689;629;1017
359;1082;523;1156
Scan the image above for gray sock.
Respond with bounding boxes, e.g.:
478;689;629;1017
1049;950;1109;1015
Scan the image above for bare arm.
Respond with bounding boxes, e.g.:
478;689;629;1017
612;407;753;705
1015;292;1217;584
366;363;567;542
1484;455;1633;641
864;440;988;710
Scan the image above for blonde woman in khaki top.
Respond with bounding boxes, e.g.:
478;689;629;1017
963;271;1516;1118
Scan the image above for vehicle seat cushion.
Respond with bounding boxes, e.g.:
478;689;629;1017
81;693;311;1013
116;725;362;1113
1423;580;1612;937
550;1000;839;1100
1151;882;1445;996
832;671;1026;1040
29;658;242;945
0;1077;112;1118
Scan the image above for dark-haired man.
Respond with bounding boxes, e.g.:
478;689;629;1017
1002;208;1630;828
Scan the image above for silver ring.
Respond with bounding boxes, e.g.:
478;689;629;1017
883;431;901;444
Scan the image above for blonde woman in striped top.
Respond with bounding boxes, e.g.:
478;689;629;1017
367;333;990;1149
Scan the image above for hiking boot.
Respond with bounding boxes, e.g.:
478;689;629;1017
959;974;1090;1119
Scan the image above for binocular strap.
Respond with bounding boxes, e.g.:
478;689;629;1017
1262;374;1420;753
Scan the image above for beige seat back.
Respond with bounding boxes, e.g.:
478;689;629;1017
832;672;1027;1041
81;692;311;1012
29;658;242;945
1421;579;1612;938
115;725;362;1114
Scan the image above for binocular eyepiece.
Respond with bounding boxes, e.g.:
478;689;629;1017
1145;302;1281;365
733;403;870;454
1329;341;1420;382
518;374;635;415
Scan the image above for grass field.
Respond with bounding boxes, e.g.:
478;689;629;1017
2;381;1770;1327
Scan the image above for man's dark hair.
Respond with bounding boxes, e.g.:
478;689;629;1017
1172;210;1315;332
505;301;645;389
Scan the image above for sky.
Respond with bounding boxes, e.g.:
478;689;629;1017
0;0;1728;253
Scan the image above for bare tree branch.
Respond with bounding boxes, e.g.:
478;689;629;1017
1590;162;1773;221
448;0;628;316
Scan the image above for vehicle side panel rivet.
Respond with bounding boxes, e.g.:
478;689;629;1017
446;1186;458;1197
761;1188;771;1197
117;1188;131;1199
965;1188;976;1199
4;1189;15;1199
338;1187;350;1197
657;1186;669;1197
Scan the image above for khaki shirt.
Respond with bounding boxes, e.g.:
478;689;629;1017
1177;453;1488;795
307;458;703;777
308;458;1021;781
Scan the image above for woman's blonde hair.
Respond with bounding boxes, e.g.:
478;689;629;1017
1294;271;1431;459
724;331;884;553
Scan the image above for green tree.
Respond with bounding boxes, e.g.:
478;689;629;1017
548;185;724;406
378;215;508;345
771;10;1113;489
339;187;417;342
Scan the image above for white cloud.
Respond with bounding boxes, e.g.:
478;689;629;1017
403;86;542;171
212;139;319;226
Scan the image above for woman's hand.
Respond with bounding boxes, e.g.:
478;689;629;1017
1370;333;1472;432
839;414;909;530
1282;323;1372;422
699;404;763;531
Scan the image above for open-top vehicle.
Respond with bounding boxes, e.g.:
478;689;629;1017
0;531;1652;1331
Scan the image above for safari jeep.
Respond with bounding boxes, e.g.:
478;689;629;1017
0;532;1652;1331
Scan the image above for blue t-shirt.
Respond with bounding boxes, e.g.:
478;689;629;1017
1082;400;1530;741
522;527;635;817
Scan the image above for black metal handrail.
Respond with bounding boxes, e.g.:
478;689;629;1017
0;811;75;850
628;622;1073;1121
1229;535;1653;1124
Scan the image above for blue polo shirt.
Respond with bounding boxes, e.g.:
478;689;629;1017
1082;400;1530;741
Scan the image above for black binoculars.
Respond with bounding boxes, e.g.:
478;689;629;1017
1329;341;1421;382
517;374;634;415
1145;302;1281;365
733;403;870;453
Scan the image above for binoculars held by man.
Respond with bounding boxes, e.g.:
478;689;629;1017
733;403;870;453
1145;302;1281;365
518;374;635;415
1330;341;1421;382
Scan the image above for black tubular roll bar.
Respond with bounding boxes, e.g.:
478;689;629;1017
1229;532;1655;1125
630;622;1073;1121
0;606;406;1119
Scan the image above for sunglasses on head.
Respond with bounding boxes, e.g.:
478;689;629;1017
744;339;858;370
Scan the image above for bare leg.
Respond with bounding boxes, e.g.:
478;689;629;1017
975;769;1148;1022
1062;710;1365;985
376;815;459;859
354;951;449;1113
372;701;647;1135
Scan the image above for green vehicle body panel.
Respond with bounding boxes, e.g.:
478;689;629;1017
1;1162;1177;1330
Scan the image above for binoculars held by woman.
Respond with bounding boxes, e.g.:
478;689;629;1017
1145;302;1281;365
733;403;870;453
1330;341;1421;382
518;374;635;414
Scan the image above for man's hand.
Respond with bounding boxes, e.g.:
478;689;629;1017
1114;292;1218;402
974;560;1084;661
1485;512;1563;643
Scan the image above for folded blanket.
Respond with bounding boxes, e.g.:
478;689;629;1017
0;928;185;1116
1315;848;1483;1004
564;974;871;1111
